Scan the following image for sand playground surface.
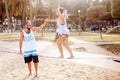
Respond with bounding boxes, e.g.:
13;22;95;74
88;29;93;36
0;47;120;80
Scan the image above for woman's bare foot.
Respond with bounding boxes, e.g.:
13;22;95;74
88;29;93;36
34;74;39;78
28;73;32;76
59;56;64;59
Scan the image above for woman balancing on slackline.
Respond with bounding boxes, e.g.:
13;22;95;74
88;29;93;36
46;5;74;59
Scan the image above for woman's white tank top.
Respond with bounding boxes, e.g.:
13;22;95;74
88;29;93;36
56;17;70;35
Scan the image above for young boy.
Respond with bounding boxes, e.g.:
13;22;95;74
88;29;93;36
19;19;47;76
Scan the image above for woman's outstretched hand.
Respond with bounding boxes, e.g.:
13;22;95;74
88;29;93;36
45;18;49;23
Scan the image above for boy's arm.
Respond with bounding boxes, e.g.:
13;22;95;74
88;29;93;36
46;19;56;23
32;21;47;31
19;32;24;55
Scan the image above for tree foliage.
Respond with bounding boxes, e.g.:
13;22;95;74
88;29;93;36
0;0;29;20
86;5;107;23
111;0;120;19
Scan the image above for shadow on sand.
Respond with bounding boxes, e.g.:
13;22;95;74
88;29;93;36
23;75;39;80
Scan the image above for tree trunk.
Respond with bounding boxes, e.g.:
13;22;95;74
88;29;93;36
22;11;25;30
5;0;11;34
29;0;33;26
98;23;103;39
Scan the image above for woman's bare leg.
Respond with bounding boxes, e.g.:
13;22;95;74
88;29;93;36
57;37;64;58
63;37;74;59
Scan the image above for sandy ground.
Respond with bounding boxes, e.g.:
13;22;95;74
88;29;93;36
0;48;120;80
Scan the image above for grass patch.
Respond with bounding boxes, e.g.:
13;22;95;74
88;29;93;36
76;36;120;42
0;33;20;40
0;32;73;45
0;32;56;42
3;39;19;42
70;32;98;36
1;32;119;42
70;32;120;42
35;32;56;42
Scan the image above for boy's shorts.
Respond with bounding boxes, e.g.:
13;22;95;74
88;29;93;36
24;55;39;63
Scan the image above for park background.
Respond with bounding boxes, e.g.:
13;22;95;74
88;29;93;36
0;0;120;80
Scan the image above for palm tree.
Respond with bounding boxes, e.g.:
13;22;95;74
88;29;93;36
29;0;33;26
4;0;11;34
